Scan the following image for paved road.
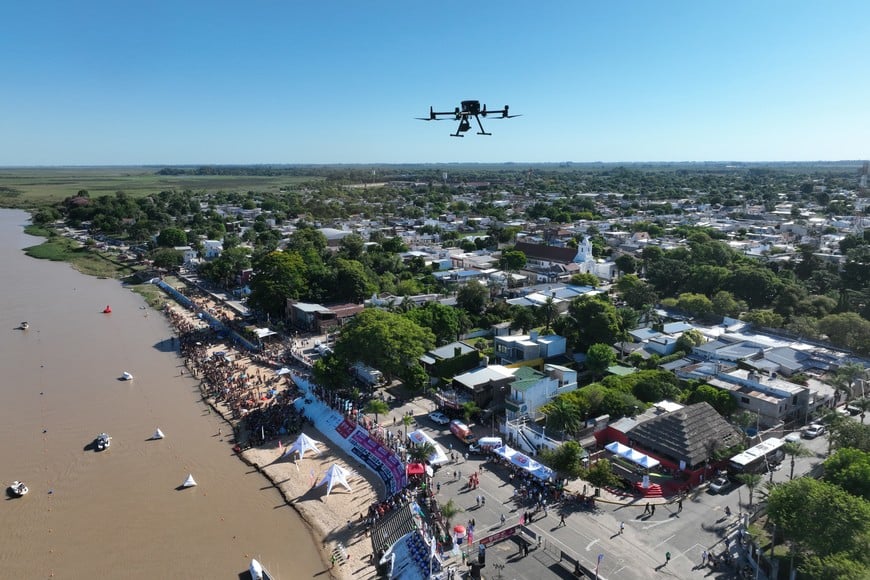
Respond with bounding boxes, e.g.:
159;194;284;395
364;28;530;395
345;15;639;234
402;413;838;579
375;393;839;579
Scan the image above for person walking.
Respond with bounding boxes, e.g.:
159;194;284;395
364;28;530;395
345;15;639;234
701;549;708;566
677;497;683;513
650;504;656;516
500;513;506;525
643;501;651;515
558;513;566;527
665;551;671;566
619;521;625;535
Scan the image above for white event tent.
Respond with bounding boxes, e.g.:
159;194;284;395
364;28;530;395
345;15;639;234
407;429;449;466
317;464;353;496
282;433;323;460
604;441;660;469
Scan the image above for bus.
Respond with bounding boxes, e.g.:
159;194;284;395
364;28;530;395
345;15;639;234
728;437;785;475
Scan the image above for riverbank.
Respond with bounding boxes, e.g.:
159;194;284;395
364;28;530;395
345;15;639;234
165;302;382;580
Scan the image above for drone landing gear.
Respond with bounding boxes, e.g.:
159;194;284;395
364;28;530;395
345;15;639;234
474;115;491;136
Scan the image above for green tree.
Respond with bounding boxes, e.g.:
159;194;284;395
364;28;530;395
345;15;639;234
556;295;621;351
799;553;869;580
332;258;377;303
675;329;705;353
150;247;183;270
247;251;309;319
408;441;436;464
736;473;762;507
687;385;736;416
402;414;414;439
156;226;188;248
499;249;527;272
616;274;658;310
461;401;481;424
540;296;558;333
540;396;588;437
615;254;637;275
584;459;621;489
675;293;714;318
509;306;539;334
334;309;435;388
539;440;586;481
364;399;390;424
586;344;616;379
818;313;870;355
741;309;784;328
767;478;870;559
404;302;462;345
782;440;813;481
824;448;870;500
456;282;488;316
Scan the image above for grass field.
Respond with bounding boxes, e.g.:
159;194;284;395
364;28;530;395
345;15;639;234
0;167;319;208
23;232;140;279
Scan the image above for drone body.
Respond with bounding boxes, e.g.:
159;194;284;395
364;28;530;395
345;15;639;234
417;100;520;137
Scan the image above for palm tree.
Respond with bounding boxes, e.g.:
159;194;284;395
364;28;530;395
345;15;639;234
818;408;847;456
736;473;762;507
409;441;436;464
832;362;868;401
365;399;390;425
851;397;870;425
541;398;584;437
781;441;813;480
461;401;481;424
541;296;558;333
440;498;462;530
402;414;414;439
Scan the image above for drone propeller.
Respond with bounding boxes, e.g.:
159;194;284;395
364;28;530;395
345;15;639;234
502;105;521;118
416;106;438;121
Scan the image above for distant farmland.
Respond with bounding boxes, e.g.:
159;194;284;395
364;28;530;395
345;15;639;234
0;167;321;208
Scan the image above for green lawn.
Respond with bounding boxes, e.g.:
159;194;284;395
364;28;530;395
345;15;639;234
24;234;139;279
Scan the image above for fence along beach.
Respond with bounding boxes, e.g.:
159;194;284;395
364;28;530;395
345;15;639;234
0;209;322;579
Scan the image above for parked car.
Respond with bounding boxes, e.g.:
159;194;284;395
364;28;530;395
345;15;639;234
846;404;862;416
802;424;826;439
428;411;450;425
784;432;801;443
709;475;732;494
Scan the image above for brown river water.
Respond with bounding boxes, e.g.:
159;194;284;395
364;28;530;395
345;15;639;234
0;210;322;579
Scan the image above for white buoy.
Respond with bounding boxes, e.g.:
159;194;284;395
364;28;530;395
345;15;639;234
181;474;197;488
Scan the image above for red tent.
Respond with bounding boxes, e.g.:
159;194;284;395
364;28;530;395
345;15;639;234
406;463;425;476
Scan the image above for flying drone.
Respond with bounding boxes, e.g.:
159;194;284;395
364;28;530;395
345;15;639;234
417;100;520;137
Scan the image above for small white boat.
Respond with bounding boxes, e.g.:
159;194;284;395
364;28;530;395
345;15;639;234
9;481;28;497
19;322;29;330
152;427;165;440
121;371;133;381
249;558;275;580
181;474;197;488
95;432;111;451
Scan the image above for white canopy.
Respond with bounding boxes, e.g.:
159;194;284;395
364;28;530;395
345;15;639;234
282;433;322;459
152;427;165;440
605;441;632;455
407;429;449;465
605;441;660;469
493;444;554;481
317;464;352;496
275;367;292;376
181;474;197;488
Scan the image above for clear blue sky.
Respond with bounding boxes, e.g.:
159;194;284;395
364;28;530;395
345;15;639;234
2;1;868;165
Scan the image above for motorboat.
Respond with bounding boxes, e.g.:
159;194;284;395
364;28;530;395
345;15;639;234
95;432;112;451
152;427;165;440
9;481;28;497
249;558;275;580
19;322;29;330
181;474;197;488
121;371;133;381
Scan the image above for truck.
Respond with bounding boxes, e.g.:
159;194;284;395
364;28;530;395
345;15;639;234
351;362;385;387
449;419;476;445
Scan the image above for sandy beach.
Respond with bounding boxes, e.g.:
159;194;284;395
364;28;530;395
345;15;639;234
164;296;384;580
